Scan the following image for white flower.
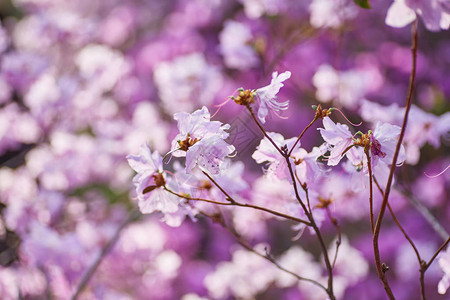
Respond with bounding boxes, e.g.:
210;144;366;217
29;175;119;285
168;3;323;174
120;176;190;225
255;71;291;123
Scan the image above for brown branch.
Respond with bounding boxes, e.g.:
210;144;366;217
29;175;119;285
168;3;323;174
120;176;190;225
365;150;375;234
199;210;329;293
399;187;449;241
288;117;318;157
246;106;283;154
246;96;336;299
372;19;418;300
164;187;310;226
71;209;139;300
326;207;342;269
420;237;450;299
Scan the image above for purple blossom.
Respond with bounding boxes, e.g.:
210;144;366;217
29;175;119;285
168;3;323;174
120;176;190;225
252;132;297;180
153;53;223;114
386;0;450;32
255;71;291;123
318;117;359;166
438;247;450;294
371;122;406;167
171;106;235;175
127;144;180;216
219;20;259;70
309;0;358;28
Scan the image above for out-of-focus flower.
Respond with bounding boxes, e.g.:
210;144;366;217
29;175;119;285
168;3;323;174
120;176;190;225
154;53;223;114
438;247;450;294
313;64;382;109
238;0;286;19
309;0;358;28
219;20;259;70
292;145;327;184
386;0;450;31
204;244;275;299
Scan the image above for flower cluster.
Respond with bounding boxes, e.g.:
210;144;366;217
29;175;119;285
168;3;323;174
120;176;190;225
0;0;448;299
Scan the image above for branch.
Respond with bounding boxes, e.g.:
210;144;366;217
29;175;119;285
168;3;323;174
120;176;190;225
246;106;283;154
372;19;418;300
164;187;310;226
288;116;318;157
246;98;336;299
365;150;375;234
199;210;329;293
71;209;140;300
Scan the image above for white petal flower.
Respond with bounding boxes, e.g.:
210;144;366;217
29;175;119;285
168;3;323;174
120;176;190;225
255;71;291;123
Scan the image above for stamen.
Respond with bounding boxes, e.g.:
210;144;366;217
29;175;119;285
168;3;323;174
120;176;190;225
333;108;363;127
163;147;181;164
163;170;176;177
424;164;450;178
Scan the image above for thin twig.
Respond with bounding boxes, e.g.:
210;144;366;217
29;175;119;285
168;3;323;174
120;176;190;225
365;150;375;234
199;210;329;293
288;117;318;157
164;187;310;225
420;237;450;299
372;19;418;300
286;160;335;299
326;207;342;269
373;177;421;264
424;237;450;270
399;187;449;241
202;171;235;202
71;209;139;300
246;101;335;299
246;106;283;154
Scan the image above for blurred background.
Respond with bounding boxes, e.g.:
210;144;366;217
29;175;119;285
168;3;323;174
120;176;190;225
0;0;448;299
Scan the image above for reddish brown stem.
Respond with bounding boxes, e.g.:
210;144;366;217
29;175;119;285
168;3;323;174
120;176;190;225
372;20;418;300
365;149;375;234
164;187;310;225
288;117;318;157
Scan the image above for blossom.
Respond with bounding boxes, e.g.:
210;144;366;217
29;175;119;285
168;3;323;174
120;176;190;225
309;0;358;29
255;71;291;123
318;117;359;166
252;132;297;180
126;144;179;215
370;122;406;167
291;145;327;184
312;64;382;109
153;53;223;114
219;20;259;70
238;0;286;19
386;0;450;32
171;106;235;175
438;247;450;294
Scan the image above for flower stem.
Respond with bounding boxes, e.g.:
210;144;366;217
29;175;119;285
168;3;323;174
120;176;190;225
372;19;418;300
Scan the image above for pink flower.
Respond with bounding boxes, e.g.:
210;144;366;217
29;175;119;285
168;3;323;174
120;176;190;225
171;106;235;175
438;247;450;294
252;132;298;180
127;144;179;215
370;122;406;167
318;117;359;166
291;145;327;184
255;71;291;124
219;20;259;70
386;0;450;32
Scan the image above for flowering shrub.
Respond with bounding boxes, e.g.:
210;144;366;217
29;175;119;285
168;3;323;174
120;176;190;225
0;0;449;299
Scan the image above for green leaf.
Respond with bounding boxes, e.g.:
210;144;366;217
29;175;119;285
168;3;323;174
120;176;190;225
354;0;371;9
